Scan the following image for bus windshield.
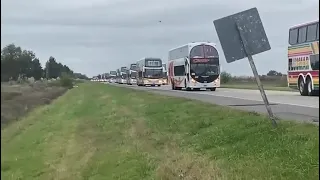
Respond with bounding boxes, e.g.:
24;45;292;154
130;71;137;78
189;45;219;76
144;69;162;78
121;74;127;79
190;64;219;76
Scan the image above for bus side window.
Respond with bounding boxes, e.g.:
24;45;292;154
288;58;292;70
298;26;307;43
289;28;298;45
306;23;317;41
310;54;319;70
174;65;185;76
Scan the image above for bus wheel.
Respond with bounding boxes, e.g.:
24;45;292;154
306;78;316;96
171;81;175;90
186;87;191;91
210;87;216;91
298;77;308;96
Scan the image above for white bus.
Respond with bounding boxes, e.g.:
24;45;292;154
168;42;220;91
136;57;163;86
161;63;168;85
109;71;117;83
116;67;127;84
126;63;138;85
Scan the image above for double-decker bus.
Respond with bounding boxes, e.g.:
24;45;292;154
136;57;163;86
126;63;138;85
161;63;168;85
116;67;128;84
288;20;319;96
168;42;220;91
109;71;117;83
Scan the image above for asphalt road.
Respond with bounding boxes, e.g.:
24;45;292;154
108;83;319;124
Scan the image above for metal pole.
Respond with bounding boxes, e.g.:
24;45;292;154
236;23;277;127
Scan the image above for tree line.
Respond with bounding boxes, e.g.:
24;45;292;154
1;44;89;82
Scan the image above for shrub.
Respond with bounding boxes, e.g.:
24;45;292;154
220;71;232;84
59;73;73;89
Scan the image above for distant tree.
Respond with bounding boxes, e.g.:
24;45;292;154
220;71;232;84
73;72;89;80
31;59;44;80
1;43;79;82
267;70;282;76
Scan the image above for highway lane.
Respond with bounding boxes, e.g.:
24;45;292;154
108;83;319;124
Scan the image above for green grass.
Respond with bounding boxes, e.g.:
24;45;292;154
1;82;318;180
221;83;297;91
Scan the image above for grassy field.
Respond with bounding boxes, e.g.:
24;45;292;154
1;82;318;180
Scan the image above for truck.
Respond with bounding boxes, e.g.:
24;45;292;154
126;63;138;85
168;42;220;91
136;57;163;86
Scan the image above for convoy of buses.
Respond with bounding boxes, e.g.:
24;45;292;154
107;42;222;91
95;19;319;96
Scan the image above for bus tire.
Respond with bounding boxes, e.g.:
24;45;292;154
210;87;216;91
298;77;308;96
306;77;314;96
171;80;175;90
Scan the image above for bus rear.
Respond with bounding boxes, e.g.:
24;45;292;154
288;20;319;96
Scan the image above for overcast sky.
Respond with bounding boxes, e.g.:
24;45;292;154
1;0;318;77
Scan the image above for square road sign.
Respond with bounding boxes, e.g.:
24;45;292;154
213;7;271;63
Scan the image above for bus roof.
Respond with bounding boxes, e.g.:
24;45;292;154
289;20;319;29
168;42;217;52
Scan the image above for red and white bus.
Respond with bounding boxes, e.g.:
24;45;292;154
288;20;319;96
168;42;220;91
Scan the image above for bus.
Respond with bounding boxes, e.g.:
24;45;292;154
116;67;127;84
161;63;168;85
288;20;319;96
126;63;138;85
109;71;117;83
168;42;220;91
136;57;163;86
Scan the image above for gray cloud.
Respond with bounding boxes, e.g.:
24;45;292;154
1;0;318;76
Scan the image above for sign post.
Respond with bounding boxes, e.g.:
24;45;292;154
213;7;277;127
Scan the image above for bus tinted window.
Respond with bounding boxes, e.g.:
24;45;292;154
307;23;318;41
298;26;307;43
204;45;218;58
174;65;185;76
190;45;204;58
310;54;319;70
289;28;298;45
